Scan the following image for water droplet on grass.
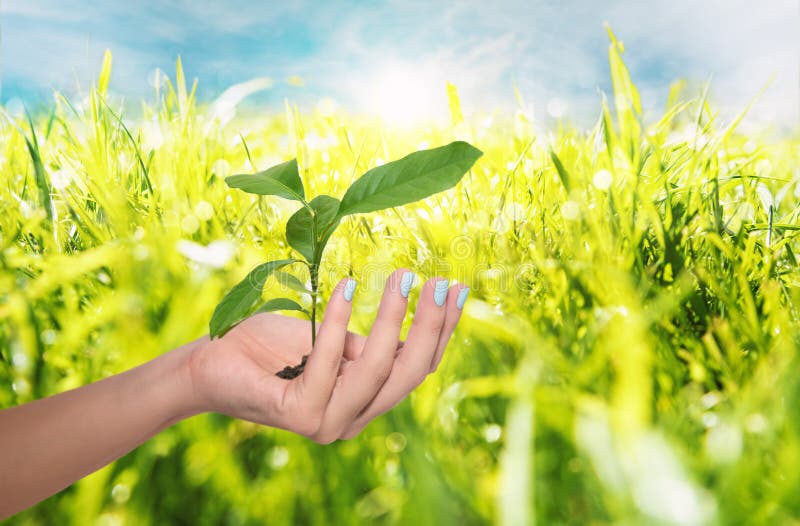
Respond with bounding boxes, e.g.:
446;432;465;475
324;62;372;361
133;245;149;261
593;169;613;190
483;424;502;443
12;379;31;396
744;413;767;433
11;351;29;370
385;432;407;453
40;330;56;345
560;201;580;221
701;412;719;428
111;484;131;503
194;201;214;221
269;446;289;469
181;215;200;234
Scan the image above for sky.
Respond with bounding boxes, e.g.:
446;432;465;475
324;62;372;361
0;0;798;131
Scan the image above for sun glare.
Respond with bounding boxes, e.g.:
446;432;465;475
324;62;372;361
363;64;446;127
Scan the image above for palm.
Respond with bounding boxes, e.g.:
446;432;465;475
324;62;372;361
232;314;322;373
194;313;367;426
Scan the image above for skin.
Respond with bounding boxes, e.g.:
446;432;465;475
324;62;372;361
0;269;467;519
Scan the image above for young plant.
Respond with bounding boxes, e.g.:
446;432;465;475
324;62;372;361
209;140;482;377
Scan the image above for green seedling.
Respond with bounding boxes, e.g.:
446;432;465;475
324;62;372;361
209;141;482;378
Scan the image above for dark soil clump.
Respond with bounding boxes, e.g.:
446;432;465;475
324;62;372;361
275;354;308;379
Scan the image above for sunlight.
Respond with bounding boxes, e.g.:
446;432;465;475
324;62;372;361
362;63;446;126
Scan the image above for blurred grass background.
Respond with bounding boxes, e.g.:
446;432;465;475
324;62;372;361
1;34;800;525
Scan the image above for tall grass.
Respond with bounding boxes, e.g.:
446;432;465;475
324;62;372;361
1;35;799;525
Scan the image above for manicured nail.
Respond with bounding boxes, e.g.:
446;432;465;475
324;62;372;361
456;287;470;309
433;279;449;306
343;279;357;302
400;271;416;298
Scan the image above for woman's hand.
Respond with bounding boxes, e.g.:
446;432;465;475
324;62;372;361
188;269;469;443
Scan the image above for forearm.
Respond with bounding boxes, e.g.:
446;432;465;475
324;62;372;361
0;338;205;519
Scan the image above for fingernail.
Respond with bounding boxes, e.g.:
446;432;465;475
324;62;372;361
400;271;416;298
343;279;357;302
456;287;470;309
433;279;449;306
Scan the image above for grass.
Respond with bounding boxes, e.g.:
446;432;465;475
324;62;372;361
1;36;799;525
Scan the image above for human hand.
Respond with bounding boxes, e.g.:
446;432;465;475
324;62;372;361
187;269;469;443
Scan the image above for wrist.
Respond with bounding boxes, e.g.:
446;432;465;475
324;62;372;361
180;334;224;418
158;337;214;425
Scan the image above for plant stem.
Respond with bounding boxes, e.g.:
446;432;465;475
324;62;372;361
309;204;319;347
310;262;319;347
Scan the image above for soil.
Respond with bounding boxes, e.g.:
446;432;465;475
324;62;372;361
275;354;308;379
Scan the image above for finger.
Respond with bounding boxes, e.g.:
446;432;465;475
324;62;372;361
316;324;364;361
341;277;450;437
429;284;469;372
359;269;414;360
343;331;366;361
296;278;354;415
345;336;402;361
319;269;413;435
393;277;449;381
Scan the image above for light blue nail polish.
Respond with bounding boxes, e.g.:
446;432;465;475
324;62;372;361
456;287;470;309
343;279;356;302
400;271;416;298
433;279;449;306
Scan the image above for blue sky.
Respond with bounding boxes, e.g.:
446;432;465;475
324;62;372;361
1;0;797;130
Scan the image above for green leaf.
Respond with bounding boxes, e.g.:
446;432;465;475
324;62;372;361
285;195;341;263
337;141;482;217
274;270;311;294
209;258;297;338
225;159;305;202
549;151;572;193
23;113;53;223
254;297;307;315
